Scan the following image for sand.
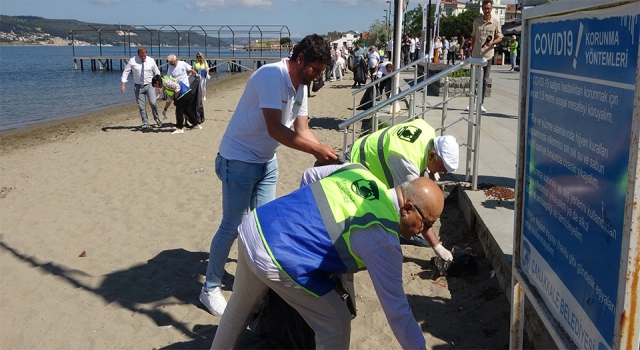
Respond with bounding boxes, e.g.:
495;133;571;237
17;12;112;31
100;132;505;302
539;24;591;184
0;70;511;349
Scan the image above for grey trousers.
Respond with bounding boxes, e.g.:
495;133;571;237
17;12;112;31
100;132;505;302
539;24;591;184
134;83;159;126
210;239;352;350
481;61;492;105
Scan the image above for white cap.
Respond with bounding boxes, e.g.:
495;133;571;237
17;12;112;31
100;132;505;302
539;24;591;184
434;135;459;173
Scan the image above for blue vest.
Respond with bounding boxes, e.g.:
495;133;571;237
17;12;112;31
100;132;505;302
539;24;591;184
254;164;399;297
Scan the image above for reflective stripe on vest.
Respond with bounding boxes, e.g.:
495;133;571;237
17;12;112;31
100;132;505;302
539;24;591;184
254;163;399;297
350;119;435;187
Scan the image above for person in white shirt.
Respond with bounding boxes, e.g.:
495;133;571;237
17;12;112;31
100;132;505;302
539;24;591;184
199;34;338;318
367;45;381;81
120;46;162;129
161;54;198;121
331;44;343;81
387;38;393;60
442;37;450;65
409;36;416;61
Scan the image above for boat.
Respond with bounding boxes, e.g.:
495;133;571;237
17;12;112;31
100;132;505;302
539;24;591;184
229;45;243;51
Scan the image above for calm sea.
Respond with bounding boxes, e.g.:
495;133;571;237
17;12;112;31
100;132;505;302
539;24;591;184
0;45;287;132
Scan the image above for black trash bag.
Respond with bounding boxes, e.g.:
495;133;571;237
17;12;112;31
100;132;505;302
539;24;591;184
357;86;376;111
312;78;324;92
354;59;368;84
186;77;205;126
431;246;478;277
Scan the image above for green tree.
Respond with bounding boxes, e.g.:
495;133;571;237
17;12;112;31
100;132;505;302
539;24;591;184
367;18;389;49
403;5;423;37
439;10;481;40
280;37;291;45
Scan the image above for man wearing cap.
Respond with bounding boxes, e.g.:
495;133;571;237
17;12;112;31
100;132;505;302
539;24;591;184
211;165;445;349
300;118;458;256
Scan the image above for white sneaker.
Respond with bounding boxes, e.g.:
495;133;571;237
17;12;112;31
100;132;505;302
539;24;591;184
481;105;487;113
203;96;207;101
199;287;227;316
464;105;469;111
171;128;184;135
193;125;202;130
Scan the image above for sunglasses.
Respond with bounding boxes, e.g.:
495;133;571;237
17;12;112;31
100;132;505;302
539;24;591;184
414;204;434;232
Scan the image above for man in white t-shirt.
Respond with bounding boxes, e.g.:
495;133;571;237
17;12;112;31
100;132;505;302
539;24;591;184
161;54;197;120
200;34;338;317
367;45;381;81
409;36;416;61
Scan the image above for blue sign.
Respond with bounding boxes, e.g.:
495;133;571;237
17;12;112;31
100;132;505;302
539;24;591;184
523;5;638;349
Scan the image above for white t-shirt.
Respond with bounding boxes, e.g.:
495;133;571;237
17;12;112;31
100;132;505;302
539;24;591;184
167;61;192;85
219;59;308;163
379;61;393;77
368;51;381;68
409;38;416;53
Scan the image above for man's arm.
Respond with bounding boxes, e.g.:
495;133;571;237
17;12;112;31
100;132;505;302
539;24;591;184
263;108;337;162
121;58;132;93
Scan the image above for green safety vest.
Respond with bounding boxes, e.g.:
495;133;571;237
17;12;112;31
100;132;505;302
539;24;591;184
254;163;399;296
351;119;436;188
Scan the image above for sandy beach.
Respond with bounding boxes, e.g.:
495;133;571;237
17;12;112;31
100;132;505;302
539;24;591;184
0;70;512;349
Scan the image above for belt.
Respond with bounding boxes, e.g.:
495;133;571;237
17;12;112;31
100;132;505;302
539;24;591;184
134;83;149;88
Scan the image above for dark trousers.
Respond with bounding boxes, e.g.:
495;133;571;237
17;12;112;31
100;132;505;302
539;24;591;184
447;51;455;65
377;78;392;99
174;90;196;129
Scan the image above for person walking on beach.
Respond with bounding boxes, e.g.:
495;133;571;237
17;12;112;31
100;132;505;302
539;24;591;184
210;166;444;349
161;55;198;124
120;46;162;130
194;52;211;101
467;0;503;113
199;33;338;317
151;75;198;135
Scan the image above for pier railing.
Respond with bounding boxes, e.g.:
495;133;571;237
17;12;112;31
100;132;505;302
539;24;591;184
69;24;292;73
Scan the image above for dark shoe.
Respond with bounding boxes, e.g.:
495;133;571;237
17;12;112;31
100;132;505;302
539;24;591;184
155;118;163;127
140;125;150;130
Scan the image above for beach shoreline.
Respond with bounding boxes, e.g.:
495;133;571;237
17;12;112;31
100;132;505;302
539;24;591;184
0;68;512;349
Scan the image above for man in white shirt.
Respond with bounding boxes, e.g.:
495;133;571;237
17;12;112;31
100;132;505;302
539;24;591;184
442;37;450;65
367;45;381;81
161;54;198;120
120;46;162;129
199;34;338;317
409;36;416;61
387;38;393;60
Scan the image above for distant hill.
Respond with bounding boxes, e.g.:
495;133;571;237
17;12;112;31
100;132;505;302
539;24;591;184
0;15;294;48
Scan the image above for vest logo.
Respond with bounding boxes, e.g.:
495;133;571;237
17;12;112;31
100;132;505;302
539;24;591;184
396;126;422;143
351;179;379;201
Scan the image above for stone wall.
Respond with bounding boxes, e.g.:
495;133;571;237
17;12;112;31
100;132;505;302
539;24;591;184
421;62;492;98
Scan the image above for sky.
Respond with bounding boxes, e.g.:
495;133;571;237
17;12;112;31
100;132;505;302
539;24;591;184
0;0;516;39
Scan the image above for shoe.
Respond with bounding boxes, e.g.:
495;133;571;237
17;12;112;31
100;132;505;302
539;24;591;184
162;109;167;120
140;125;150;130
352;84;357;88
481;105;487;113
199;287;227;316
155;118;163;127
203;96;207;101
193;125;202;130
465;105;469;111
171;128;184;135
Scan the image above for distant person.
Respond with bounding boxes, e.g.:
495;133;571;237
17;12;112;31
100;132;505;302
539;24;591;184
331;43;343;82
402;34;411;65
433;37;442;63
210;166;447;349
467;0;503;113
199;34;337;317
367;45;381;81
151;74;198;135
120;46;162;129
351;43;367;88
194;52;211;101
441;36;449;65
387;38;393;60
509;35;519;71
409;35;416;61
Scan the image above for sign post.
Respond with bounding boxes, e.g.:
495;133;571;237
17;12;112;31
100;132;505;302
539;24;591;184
511;0;640;349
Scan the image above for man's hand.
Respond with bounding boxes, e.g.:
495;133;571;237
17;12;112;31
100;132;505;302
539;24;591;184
313;144;338;163
121;83;126;94
433;243;453;261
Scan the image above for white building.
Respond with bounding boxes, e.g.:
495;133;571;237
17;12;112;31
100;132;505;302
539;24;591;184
328;30;360;49
441;0;467;17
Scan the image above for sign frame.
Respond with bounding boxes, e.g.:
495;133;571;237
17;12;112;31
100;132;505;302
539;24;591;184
510;0;640;349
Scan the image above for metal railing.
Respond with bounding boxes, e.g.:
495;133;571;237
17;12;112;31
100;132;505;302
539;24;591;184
339;57;488;190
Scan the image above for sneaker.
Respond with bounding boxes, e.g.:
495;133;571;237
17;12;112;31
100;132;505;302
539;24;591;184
155;118;163;127
464;105;470;111
203;96;207;101
140;125;150;130
199;287;227;316
193;125;202;130
481;105;487;113
171;128;184;135
162;109;168;120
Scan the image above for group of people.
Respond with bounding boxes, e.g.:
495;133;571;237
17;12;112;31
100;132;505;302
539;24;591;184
171;33;463;349
433;35;470;65
120;47;210;134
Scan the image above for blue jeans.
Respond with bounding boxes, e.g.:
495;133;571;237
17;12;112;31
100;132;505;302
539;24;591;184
510;52;518;69
203;154;278;291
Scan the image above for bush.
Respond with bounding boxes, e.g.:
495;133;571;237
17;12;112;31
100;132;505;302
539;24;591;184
449;69;470;78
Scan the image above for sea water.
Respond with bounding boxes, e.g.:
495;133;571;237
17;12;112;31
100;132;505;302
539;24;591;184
0;45;286;132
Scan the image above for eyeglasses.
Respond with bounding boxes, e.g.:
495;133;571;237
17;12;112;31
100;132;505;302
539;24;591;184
413;204;434;232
